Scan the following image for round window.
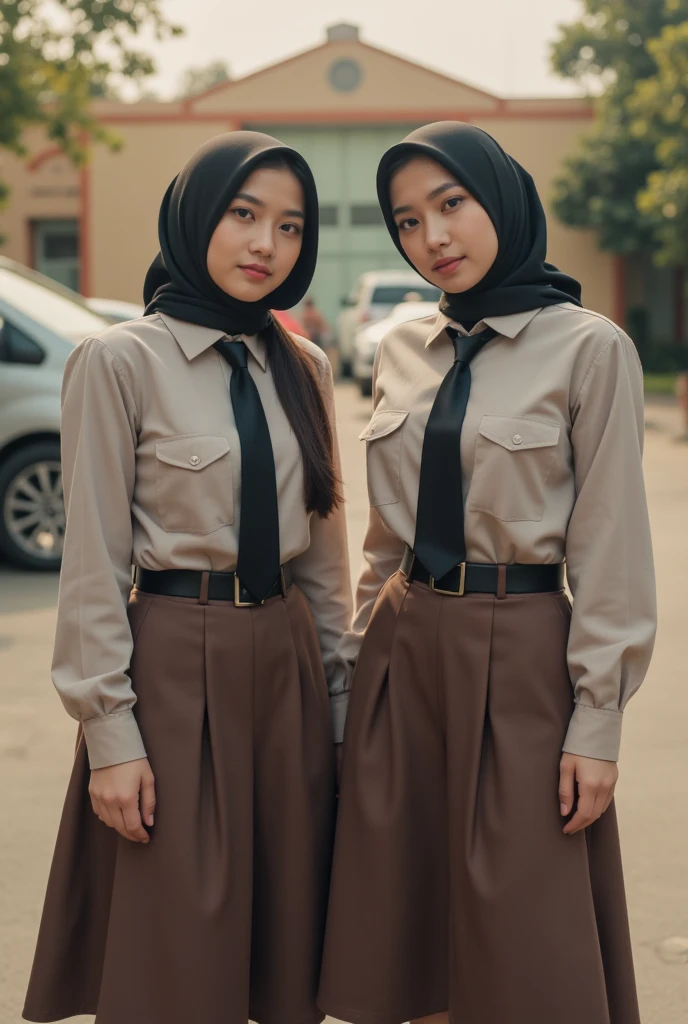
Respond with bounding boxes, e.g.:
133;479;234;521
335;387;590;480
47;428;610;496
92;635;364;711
328;59;363;93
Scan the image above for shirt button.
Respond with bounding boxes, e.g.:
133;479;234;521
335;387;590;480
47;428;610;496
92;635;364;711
189;455;201;466
512;434;523;445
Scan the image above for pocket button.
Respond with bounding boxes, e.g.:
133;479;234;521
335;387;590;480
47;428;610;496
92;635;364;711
512;434;523;445
189;455;201;466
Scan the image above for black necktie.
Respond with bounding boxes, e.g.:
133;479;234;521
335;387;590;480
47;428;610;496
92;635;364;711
214;339;280;601
413;327;496;580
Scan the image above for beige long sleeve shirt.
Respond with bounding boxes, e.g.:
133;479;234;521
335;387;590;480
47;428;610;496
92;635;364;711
52;313;352;769
338;303;656;762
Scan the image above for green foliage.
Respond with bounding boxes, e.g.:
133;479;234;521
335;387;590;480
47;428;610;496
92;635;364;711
0;0;182;197
550;0;688;254
177;59;231;99
629;23;688;265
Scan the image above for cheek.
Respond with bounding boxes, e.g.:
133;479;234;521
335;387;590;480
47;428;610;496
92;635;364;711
207;219;240;271
470;209;498;266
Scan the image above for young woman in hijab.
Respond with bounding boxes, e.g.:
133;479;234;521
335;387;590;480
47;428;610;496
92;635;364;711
318;122;655;1024
23;130;352;1024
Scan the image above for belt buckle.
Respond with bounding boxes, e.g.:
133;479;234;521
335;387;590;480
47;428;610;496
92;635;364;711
233;575;262;608
430;562;466;597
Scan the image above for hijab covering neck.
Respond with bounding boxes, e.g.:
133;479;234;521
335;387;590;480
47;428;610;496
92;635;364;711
143;130;319;336
376;121;582;324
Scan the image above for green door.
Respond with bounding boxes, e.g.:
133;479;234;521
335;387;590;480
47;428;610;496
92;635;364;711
250;124;422;327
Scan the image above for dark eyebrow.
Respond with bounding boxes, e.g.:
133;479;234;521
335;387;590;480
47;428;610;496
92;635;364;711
391;181;461;218
232;191;305;220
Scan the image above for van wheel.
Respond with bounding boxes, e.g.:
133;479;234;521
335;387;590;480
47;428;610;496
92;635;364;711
0;441;63;571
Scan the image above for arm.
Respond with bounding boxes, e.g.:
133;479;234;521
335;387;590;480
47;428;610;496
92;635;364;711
562;330;657;763
329;341;407;719
289;355;353;743
52;337;146;770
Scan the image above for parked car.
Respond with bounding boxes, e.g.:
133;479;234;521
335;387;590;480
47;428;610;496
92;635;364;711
337;270;440;376
0;258;110;570
353;300;440;396
86;297;145;323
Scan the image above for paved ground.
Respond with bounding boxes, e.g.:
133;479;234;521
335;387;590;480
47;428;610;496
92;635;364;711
0;385;686;1023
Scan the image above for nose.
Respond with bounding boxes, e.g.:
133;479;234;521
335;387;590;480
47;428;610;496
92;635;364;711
425;213;451;252
248;223;275;258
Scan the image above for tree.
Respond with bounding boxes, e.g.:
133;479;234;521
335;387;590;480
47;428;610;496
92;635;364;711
176;59;231;99
550;0;688;254
0;0;182;202
629;22;688;265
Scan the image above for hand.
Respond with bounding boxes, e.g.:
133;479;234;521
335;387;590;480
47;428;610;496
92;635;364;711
335;743;344;793
89;757;156;844
559;752;618;835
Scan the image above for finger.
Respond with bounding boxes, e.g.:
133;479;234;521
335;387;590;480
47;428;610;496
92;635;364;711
601;788;615;815
564;787;596;834
98;801;117;830
89;792;102;820
140;775;156;828
558;761;575;816
121;799;149;844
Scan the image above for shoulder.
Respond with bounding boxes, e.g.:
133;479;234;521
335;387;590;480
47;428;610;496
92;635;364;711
289;331;333;382
79;313;172;360
539;303;638;359
377;313;439;361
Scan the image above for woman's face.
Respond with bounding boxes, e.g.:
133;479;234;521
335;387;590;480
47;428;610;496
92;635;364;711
207;164;305;302
389;155;498;293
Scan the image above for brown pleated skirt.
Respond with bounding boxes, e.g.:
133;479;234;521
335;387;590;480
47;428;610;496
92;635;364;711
318;571;640;1024
24;585;335;1024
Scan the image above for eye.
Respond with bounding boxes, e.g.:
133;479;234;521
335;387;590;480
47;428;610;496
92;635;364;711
397;216;419;232
280;222;302;236
229;206;253;221
443;195;465;211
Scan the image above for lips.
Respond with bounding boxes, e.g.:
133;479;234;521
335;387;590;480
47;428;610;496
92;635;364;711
239;264;272;281
432;256;464;276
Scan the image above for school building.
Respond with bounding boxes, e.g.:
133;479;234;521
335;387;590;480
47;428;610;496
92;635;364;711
0;22;685;343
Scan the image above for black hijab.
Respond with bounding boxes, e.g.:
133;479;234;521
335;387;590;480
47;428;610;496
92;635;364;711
376;121;581;323
144;130;319;335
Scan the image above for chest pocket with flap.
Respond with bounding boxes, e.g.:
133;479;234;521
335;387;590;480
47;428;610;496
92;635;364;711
359;409;409;507
468;415;560;522
155;433;233;534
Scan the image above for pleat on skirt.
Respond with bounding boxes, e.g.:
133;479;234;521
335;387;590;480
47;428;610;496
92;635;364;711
23;585;336;1024
318;571;640;1024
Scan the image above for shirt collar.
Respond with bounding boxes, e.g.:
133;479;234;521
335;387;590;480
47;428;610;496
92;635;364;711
159;312;267;371
425;308;543;348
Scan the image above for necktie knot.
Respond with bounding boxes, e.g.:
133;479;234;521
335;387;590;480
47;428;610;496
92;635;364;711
451;327;496;365
215;338;248;370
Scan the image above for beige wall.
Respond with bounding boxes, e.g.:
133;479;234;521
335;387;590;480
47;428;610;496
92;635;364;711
0;129;80;266
480;117;615;319
89;121;228;301
192;41;502;115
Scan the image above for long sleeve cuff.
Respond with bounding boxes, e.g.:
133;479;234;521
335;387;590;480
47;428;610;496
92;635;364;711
82;709;147;770
330;693;350;744
562;702;624;762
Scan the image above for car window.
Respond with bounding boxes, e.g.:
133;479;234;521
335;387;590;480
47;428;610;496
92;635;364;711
370;284;441;304
0;317;45;365
0;267;108;343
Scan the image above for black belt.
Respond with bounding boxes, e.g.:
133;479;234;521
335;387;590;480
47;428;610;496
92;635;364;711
133;565;293;607
400;547;565;597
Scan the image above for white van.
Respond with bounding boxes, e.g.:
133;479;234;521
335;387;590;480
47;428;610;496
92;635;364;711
336;270;440;374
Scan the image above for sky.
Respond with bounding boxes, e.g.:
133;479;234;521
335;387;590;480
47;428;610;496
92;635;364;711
139;0;586;100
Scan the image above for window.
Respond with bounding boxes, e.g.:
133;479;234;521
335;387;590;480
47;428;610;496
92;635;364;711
350;205;384;226
0;318;45;365
320;205;339;227
371;285;442;304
